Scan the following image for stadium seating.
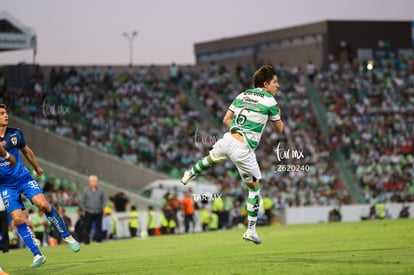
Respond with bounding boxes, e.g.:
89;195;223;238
3;58;412;217
316;58;414;203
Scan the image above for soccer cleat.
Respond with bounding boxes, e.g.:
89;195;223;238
31;254;46;267
243;230;262;245
181;169;196;185
64;235;81;252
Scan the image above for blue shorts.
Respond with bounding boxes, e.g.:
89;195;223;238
0;172;43;213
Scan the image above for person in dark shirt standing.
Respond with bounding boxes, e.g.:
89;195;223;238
110;192;129;212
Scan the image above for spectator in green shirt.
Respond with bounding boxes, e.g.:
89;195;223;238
30;209;48;246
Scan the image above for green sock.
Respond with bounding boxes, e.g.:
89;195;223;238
246;184;261;231
192;155;214;175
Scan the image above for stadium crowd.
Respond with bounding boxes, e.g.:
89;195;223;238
4;57;414;219
1;62;354;209
317;57;414;203
1;57;413;249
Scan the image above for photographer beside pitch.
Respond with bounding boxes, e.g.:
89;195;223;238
0;103;80;267
181;65;284;244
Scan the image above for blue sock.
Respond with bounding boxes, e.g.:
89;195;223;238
45;206;70;238
17;223;41;256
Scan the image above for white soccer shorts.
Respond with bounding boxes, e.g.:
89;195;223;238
209;132;261;183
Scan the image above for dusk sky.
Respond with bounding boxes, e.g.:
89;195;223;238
1;0;414;66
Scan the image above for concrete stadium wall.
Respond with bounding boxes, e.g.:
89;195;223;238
31;157;159;208
286;203;414;224
194;41;323;72
257;44;322;70
10;116;167;193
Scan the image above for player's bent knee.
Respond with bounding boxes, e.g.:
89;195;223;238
10;210;26;225
32;194;51;212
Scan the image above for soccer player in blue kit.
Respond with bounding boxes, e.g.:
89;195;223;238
0;103;80;267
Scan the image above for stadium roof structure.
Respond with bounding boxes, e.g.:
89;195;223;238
0;11;36;52
194;20;414;71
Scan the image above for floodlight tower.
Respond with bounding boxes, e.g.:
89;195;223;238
122;31;138;65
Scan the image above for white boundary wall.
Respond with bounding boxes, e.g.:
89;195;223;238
285;203;414;224
66;203;414;239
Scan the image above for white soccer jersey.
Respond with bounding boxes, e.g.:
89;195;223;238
228;88;281;150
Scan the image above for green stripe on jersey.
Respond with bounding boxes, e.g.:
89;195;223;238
229;88;278;150
243;133;258;149
268;105;279;117
231;119;264;133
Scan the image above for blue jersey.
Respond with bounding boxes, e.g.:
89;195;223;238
0;127;43;213
0;127;30;184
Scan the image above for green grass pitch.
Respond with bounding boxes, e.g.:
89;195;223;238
2;219;414;274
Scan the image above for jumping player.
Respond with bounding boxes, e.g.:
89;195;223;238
181;65;284;244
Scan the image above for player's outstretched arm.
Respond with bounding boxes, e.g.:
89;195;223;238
20;145;43;176
272;120;284;133
0;146;16;167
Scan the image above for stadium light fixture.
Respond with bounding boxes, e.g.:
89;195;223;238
123;31;138;65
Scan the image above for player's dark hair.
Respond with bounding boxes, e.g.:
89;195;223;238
253;65;277;88
0;103;7;110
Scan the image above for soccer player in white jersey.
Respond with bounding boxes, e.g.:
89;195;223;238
181;65;284;244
